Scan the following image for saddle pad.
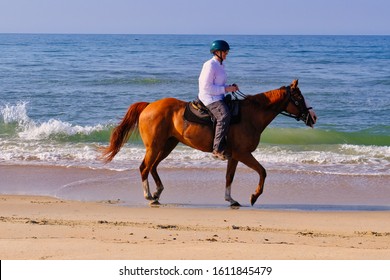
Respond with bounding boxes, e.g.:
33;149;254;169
184;100;241;126
184;102;213;126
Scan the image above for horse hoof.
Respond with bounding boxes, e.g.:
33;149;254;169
149;200;160;206
230;201;241;208
250;194;257;206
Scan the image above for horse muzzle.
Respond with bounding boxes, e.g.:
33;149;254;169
304;109;317;128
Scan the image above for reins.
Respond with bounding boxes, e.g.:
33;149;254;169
231;89;247;99
231;83;248;99
232;86;306;122
280;111;301;121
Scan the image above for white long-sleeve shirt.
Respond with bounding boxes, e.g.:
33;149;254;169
198;57;227;106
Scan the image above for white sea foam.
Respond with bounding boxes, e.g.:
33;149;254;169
1;103;389;176
0;139;389;176
1;102;105;140
18;118;104;140
0;101;30;124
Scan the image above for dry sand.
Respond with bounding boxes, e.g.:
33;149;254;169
1;194;389;260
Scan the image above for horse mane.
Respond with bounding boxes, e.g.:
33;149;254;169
243;87;287;110
244;93;269;108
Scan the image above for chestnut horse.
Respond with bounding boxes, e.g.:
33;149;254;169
102;80;316;206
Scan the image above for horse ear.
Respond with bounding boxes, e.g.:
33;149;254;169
291;79;299;88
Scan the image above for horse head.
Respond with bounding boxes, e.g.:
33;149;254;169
284;79;317;127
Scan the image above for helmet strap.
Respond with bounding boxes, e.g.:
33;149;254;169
215;51;224;65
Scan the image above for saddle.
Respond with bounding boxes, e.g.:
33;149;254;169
184;95;241;126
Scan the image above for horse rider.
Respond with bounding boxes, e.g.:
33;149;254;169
198;40;239;160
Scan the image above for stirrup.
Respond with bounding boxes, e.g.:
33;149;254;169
212;150;231;161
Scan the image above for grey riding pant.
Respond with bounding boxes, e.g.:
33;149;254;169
206;100;231;152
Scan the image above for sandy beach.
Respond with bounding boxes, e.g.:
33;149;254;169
0;193;389;260
0;164;389;260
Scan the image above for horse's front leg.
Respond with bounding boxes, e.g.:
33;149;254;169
225;158;240;207
236;153;267;206
142;174;160;206
151;166;164;201
142;180;153;200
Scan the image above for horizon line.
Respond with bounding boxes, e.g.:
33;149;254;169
1;32;389;36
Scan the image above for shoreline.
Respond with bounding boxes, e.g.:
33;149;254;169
0;194;389;260
1;164;389;210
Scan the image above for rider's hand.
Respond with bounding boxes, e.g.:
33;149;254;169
225;84;239;93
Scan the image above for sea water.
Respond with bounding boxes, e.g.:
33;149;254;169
0;34;389;177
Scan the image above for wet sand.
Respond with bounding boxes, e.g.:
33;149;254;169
1;164;389;209
0;164;389;259
0;195;389;260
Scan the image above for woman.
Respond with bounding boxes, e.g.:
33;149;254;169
198;40;239;160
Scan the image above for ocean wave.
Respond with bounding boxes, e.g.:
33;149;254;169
1;102;389;176
262;127;390;146
0;102;113;142
2;102;389;146
0;101;30;125
19;119;106;141
1;140;389;176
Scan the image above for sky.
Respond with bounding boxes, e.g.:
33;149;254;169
0;0;389;35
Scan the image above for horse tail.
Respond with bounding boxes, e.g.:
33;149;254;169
101;102;149;163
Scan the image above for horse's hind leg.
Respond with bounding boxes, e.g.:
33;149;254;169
139;156;154;201
140;146;164;201
150;138;179;201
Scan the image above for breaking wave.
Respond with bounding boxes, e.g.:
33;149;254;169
1;102;389;175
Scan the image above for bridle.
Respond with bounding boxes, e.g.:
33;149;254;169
279;85;312;123
232;85;313;126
